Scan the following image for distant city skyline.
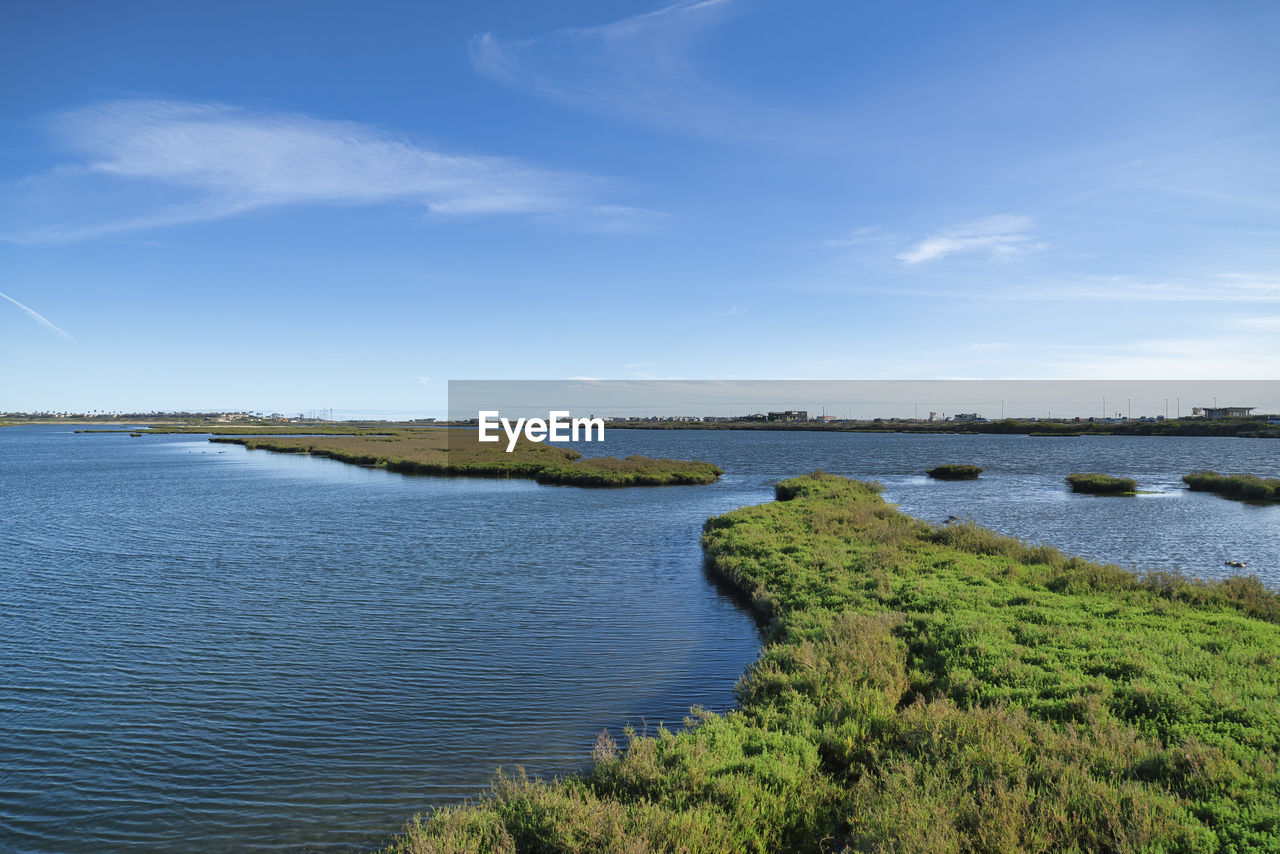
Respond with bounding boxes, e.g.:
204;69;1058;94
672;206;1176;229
3;2;1278;412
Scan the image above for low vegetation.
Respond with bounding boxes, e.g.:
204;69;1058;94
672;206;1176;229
140;424;399;435
1184;470;1280;502
1067;472;1138;495
211;432;721;487
386;472;1280;853
926;463;983;480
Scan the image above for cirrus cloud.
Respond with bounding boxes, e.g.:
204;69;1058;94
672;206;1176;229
896;215;1044;264
469;0;801;140
2;99;621;243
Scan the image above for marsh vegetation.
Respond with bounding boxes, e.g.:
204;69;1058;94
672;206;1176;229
386;472;1280;853
926;463;983;480
1066;472;1138;495
212;432;722;487
1184;470;1280;502
141;424;399;435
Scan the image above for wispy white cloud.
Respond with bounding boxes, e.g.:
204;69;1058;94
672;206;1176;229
0;291;73;339
716;305;748;317
1;99;620;243
580;204;669;234
470;0;795;139
896;215;1043;264
822;226;895;248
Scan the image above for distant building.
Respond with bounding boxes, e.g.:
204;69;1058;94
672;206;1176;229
952;412;984;423
767;410;808;422
1193;406;1255;419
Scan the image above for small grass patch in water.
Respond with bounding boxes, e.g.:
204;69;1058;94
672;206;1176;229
1067;472;1137;495
926;463;983;480
1184;470;1280;502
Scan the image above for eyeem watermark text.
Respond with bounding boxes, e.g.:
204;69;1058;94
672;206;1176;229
477;411;605;452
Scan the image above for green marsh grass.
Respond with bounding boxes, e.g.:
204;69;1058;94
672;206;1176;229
212;432;721;487
1067;472;1138;495
386;472;1280;853
141;424;400;435
1184;470;1280;502
926;463;983;480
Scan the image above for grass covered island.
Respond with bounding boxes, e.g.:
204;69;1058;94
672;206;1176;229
1066;472;1139;495
1184;471;1280;503
926;463;983;480
210;431;722;487
387;472;1280;853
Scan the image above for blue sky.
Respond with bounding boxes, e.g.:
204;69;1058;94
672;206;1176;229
2;0;1278;415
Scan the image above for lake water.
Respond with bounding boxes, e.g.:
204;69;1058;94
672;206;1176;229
577;429;1280;581
1;425;1277;852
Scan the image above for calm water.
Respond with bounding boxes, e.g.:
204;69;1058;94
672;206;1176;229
579;429;1280;581
2;426;1277;852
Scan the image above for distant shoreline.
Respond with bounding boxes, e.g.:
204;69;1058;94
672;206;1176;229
6;414;1276;439
562;417;1280;439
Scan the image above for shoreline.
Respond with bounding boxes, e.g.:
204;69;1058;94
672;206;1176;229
588;417;1280;439
7;415;1278;440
